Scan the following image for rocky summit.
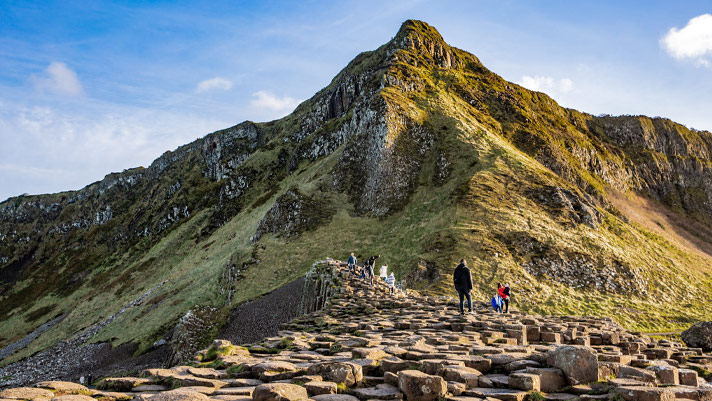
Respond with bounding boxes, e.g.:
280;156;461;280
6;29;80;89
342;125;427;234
2;260;712;401
2;19;712;386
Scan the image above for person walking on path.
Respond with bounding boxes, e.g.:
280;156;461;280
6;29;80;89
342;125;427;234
453;258;473;315
386;272;396;294
496;283;506;313
503;283;511;313
347;252;357;275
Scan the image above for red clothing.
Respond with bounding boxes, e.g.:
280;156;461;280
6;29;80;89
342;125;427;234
498;287;507;299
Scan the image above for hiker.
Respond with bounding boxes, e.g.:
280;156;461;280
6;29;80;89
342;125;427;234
495;283;505;313
503;283;511;313
386;272;396;294
380;263;388;280
347;252;357;274
453;258;473;315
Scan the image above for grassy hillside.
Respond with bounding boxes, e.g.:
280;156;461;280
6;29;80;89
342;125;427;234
2;20;712;366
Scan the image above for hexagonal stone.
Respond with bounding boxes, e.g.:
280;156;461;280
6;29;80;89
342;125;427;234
252;383;308;401
441;366;480;387
306;361;363;386
311;395;360;401
50;396;95;401
35;382;88;394
352;348;389;360
149;389;211;401
397;370;446;401
678;369;699;386
618;366;656;384
526;367;566;393
352;384;403;400
214;387;255;397
614;387;674;401
303;381;337;396
508;373;540;392
646;365;678;385
464;388;527;401
0;387;55;401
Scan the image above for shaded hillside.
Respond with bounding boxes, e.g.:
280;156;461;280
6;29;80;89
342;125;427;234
2;20;712;369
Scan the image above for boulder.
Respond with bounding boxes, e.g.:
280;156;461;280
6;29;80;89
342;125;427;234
252;384;309;401
682;322;712;352
397;370;446;401
547;345;599;385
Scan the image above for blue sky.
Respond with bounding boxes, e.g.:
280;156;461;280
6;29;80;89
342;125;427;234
1;1;711;201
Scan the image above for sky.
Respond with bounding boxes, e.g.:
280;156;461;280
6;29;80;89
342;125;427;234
1;0;711;201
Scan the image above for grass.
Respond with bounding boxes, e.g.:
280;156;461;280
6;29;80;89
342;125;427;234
226;364;245;377
525;391;546;401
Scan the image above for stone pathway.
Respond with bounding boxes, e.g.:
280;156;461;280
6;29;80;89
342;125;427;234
2;260;711;401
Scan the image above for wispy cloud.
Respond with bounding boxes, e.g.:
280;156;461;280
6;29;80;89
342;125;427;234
517;75;573;94
196;77;233;92
661;14;712;67
250;90;302;118
31;62;84;96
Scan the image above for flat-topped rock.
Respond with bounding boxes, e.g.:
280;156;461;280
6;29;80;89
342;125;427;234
1;387;56;400
34;382;88;394
252;383;308;401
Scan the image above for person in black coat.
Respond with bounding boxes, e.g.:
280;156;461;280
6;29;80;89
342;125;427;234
453;258;473;315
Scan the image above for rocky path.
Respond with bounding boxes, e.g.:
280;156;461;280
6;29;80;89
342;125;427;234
2;259;712;401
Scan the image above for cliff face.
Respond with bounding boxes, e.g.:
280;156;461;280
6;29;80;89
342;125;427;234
2;20;712;370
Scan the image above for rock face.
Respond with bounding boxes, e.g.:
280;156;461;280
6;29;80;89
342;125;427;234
682;321;712;351
547;345;599;385
253;188;335;241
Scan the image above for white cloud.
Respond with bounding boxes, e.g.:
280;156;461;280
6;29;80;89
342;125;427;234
661;14;712;66
250;90;302;117
196;77;233;92
0;98;230;201
32;62;84;96
517;75;573;94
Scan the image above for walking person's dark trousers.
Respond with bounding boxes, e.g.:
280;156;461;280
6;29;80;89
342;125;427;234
503;298;509;313
458;289;472;313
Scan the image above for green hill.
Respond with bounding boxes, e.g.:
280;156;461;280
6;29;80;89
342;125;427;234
2;20;712;367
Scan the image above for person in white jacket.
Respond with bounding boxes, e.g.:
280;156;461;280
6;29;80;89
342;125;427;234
386;273;396;294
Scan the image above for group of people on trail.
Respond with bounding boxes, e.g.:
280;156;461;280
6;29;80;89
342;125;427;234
453;258;511;315
347;252;396;294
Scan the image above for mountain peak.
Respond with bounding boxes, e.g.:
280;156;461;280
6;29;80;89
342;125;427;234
394;19;446;44
388;19;462;69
